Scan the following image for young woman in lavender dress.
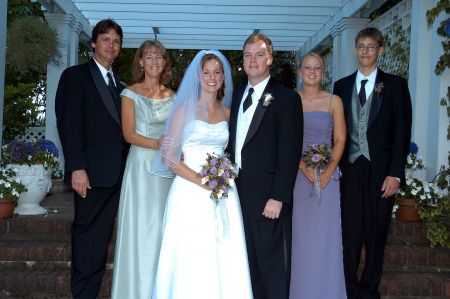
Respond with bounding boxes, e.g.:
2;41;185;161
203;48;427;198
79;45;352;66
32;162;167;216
290;53;347;299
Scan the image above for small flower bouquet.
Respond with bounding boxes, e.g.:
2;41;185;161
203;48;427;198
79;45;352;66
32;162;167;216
0;167;27;201
196;153;238;205
302;142;334;204
2;139;60;171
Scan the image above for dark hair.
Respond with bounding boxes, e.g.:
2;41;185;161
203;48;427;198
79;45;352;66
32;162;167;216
243;34;273;56
131;40;172;85
355;27;384;47
202;53;225;102
91;19;123;52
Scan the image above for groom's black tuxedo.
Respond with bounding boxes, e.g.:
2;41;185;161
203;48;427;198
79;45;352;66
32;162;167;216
228;77;303;299
333;68;411;299
55;58;128;299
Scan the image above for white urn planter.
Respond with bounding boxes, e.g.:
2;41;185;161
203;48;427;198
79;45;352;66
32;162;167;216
7;164;51;215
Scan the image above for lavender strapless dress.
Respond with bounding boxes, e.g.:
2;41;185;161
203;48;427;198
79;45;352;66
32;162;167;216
289;110;347;299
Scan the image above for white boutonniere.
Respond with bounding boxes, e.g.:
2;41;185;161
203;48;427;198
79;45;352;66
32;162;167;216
120;81;128;88
259;92;274;107
374;83;385;95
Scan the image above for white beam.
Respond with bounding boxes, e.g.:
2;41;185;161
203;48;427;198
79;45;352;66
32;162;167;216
0;0;7;147
74;0;343;6
299;0;371;55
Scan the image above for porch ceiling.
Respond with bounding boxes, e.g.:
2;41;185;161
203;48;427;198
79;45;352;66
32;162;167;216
39;0;382;51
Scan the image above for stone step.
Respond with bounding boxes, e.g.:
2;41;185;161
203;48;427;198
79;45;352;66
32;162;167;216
0;266;449;298
0;241;115;270
360;244;450;272
387;218;430;246
0;267;111;298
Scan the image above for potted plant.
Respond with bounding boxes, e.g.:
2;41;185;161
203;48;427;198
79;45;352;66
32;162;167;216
394;142;431;221
395;178;439;221
2;139;60;215
0;167;27;218
48;167;65;195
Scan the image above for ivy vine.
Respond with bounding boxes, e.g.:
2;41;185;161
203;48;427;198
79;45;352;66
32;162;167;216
419;0;450;249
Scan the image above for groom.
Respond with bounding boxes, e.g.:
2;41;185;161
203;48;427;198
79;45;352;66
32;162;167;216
228;34;303;299
333;27;412;299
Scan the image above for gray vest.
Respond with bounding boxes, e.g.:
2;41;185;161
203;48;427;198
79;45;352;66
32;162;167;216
349;83;373;163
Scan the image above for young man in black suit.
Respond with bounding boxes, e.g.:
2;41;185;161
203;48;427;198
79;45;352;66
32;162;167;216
333;27;412;299
55;19;128;299
228;34;303;299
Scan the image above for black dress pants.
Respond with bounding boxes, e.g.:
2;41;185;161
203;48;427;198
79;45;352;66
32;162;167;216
71;157;125;299
341;156;394;299
240;204;292;299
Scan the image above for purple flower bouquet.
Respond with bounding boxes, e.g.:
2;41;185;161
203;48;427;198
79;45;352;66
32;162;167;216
302;142;334;204
196;152;238;205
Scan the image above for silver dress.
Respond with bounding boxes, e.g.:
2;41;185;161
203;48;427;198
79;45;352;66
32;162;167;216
111;89;175;299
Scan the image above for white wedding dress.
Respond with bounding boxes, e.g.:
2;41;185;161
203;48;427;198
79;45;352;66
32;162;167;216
152;120;253;299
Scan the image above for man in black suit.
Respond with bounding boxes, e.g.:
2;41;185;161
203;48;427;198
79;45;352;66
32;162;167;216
228;34;303;299
333;27;412;299
55;19;128;299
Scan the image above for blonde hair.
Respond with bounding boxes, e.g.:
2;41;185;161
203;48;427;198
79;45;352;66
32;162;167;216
298;52;325;71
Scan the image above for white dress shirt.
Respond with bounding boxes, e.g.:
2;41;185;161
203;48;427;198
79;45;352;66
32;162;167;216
94;58;117;87
235;75;271;170
356;68;377;99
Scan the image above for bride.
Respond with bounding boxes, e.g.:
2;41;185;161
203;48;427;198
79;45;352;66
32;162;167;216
150;50;253;299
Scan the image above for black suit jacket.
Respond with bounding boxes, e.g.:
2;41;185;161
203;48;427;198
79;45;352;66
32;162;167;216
228;77;303;220
55;59;126;188
333;68;412;188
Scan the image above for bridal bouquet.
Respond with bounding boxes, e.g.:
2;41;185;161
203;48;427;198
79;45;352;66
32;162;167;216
196;153;238;205
302;142;334;204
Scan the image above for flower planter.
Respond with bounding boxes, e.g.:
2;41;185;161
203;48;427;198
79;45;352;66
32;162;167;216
0;197;15;218
7;164;51;215
395;198;424;222
48;179;65;195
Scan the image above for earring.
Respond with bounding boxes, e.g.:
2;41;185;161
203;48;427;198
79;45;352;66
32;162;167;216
299;77;302;84
141;67;143;72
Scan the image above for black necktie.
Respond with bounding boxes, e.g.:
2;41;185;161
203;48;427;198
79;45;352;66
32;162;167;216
359;79;368;107
243;88;254;113
107;72;121;116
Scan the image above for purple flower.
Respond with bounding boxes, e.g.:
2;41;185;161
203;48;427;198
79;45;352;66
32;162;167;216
220;161;229;169
209;180;218;189
200;168;207;176
222;171;230;179
263;101;269;107
210;167;217;174
210;159;218;166
218;178;224;184
311;144;318;150
224;158;230;163
217;154;223;159
312;154;321;163
445;18;450;36
222;186;229;193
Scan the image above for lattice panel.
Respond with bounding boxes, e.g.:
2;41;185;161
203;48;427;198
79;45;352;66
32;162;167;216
18;127;46;142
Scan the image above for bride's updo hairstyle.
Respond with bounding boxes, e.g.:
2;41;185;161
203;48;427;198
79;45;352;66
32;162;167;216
201;53;226;102
298;52;325;71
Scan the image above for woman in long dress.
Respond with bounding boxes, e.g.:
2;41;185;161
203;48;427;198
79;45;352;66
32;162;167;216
151;50;253;299
111;40;175;299
289;53;347;298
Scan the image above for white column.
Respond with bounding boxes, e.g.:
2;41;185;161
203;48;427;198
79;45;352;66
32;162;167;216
295;50;303;92
408;0;450;181
0;0;7;148
70;22;82;66
44;13;76;167
331;18;370;81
